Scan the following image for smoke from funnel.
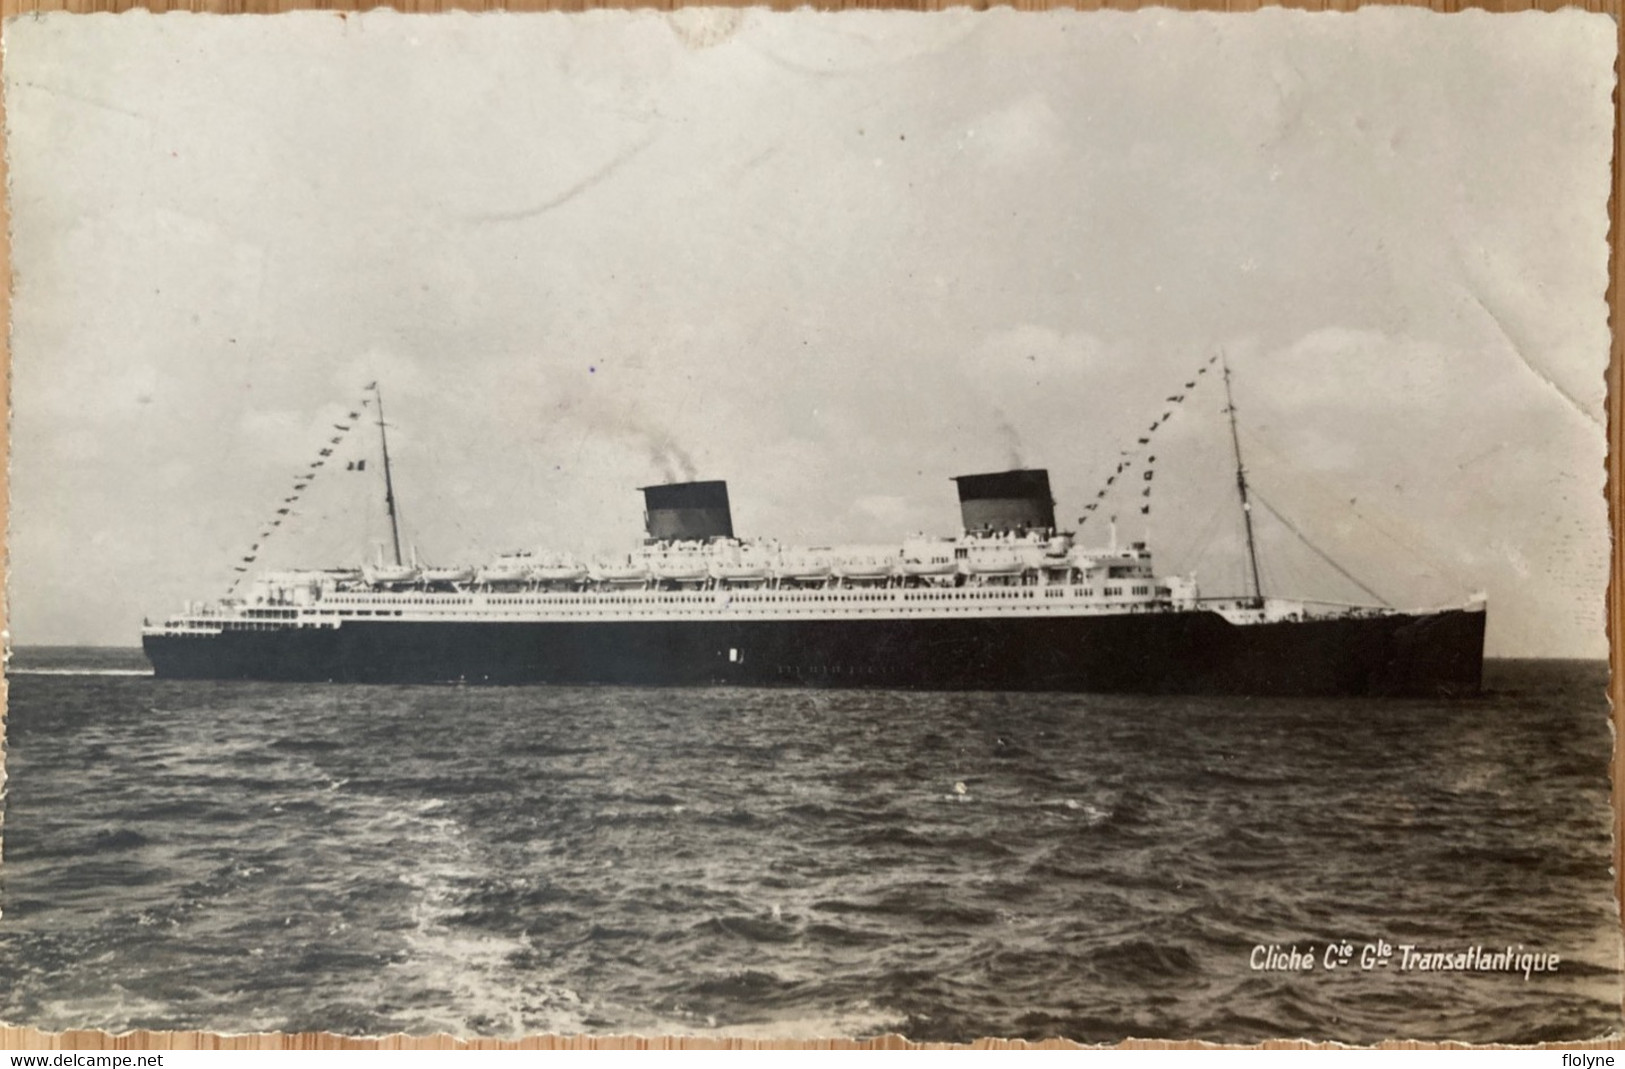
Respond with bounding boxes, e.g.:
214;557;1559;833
995;410;1027;470
545;374;701;483
648;433;699;483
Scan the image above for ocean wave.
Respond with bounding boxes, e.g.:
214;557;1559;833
697;914;801;945
803;921;890;947
1084;939;1199;983
684;969;798;1001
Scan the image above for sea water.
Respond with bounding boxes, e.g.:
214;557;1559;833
0;650;1617;1042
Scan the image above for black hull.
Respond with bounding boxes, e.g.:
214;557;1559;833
143;608;1486;697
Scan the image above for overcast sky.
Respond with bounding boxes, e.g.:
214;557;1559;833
6;8;1614;655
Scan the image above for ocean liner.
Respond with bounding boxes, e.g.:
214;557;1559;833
142;367;1487;695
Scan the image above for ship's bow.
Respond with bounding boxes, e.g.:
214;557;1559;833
1374;601;1488;697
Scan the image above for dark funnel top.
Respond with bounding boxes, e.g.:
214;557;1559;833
640;480;734;542
952;469;1056;533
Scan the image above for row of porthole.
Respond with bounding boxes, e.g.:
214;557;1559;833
322;587;1107;608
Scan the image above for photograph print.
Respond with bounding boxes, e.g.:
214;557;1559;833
1;6;1618;1045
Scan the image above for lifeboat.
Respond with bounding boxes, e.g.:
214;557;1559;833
420;566;475;585
532;563;588;585
834;559;895;581
476;557;534;585
775;560;832;583
363;563;421;586
654;558;710;583
711;561;770;583
901;559;957;577
963;557;1028;577
593;561;650;584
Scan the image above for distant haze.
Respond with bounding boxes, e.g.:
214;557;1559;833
6;8;1613;657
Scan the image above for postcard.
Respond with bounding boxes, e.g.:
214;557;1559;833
2;6;1617;1046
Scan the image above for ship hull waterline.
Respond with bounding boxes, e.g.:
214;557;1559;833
143;606;1486;697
